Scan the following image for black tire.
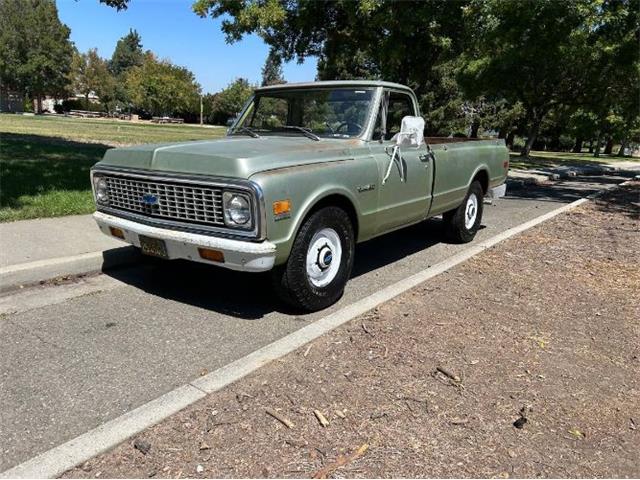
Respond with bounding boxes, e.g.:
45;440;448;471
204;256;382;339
443;180;484;243
271;206;355;312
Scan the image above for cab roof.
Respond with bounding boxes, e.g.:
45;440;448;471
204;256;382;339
255;80;414;93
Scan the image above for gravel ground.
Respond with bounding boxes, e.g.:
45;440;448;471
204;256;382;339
64;183;640;479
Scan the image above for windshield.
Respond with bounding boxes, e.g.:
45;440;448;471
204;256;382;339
232;87;375;139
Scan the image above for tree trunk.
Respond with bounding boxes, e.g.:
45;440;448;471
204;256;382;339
469;119;480;138
521;120;541;157
603;137;614;155
572;137;583;153
85;94;89;110
588;139;594;153
506;131;515;150
617;139;627;157
593;132;601;158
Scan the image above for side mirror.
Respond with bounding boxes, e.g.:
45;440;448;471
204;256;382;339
396;116;425;147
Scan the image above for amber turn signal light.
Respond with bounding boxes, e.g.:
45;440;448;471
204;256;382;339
198;248;225;263
109;227;125;239
273;199;291;216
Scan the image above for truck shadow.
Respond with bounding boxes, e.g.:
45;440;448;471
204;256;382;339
104;175;633;319
105;218;447;320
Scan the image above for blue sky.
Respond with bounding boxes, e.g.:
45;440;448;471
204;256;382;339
56;0;318;94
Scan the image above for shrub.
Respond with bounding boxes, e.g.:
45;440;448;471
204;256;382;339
60;99;105;112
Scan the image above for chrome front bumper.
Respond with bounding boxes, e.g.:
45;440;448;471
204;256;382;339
94;211;276;272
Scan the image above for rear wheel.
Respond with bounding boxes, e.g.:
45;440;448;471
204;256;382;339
271;206;354;312
443;180;484;243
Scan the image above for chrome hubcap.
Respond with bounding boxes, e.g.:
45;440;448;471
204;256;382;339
306;228;342;287
465;194;478;230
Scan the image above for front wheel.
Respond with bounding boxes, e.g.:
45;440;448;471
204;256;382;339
271;206;355;312
443;180;484;243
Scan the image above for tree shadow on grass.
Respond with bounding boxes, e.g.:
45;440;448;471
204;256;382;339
0;132;110;209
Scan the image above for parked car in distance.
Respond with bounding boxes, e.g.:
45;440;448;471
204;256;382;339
91;80;508;311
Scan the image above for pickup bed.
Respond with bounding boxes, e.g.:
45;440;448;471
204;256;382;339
92;80;508;311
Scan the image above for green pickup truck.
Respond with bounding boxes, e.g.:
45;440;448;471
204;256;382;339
91;80;508;311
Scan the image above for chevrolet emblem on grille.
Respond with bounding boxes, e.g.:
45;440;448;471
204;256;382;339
141;193;159;206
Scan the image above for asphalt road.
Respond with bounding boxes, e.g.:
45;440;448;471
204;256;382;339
0;175;628;472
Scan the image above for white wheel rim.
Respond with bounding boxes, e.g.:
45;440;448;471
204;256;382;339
306;228;342;288
465;193;478;230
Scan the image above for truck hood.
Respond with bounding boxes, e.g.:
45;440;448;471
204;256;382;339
99;136;359;179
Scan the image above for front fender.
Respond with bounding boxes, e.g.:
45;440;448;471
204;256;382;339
250;159;378;264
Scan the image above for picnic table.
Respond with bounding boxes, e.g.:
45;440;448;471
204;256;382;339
151;116;184;124
68;109;107;118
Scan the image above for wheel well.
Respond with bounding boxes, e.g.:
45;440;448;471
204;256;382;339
473;170;489;194
306;194;359;239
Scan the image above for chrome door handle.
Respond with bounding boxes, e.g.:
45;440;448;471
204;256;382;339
419;153;430;162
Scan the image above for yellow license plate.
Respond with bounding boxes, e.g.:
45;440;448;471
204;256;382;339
139;235;168;259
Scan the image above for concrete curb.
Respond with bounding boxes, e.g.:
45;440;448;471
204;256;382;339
0;192;601;480
0;246;141;293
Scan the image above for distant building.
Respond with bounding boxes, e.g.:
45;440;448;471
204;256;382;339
41;96;61;113
0;89;24;113
71;91;100;103
0;90;101;113
42;92;100;113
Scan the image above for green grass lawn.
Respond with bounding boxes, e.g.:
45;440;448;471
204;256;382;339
0;113;225;146
0;114;226;222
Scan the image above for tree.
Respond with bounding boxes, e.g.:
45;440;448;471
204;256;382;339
70;48;116;110
108;30;145;110
579;0;639;157
209;78;254;124
0;0;74;112
110;29;144;76
125;53;201;116
457;0;604;156
459;0;639;157
261;49;285;86
106;0;640;148
193;0;471;134
99;0;129;10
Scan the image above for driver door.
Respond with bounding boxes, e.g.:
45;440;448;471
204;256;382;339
369;90;432;234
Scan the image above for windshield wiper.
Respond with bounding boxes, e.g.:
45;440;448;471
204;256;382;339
282;126;320;141
233;126;260;138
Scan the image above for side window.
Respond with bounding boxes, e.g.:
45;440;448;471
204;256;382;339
372;91;415;141
386;92;414;138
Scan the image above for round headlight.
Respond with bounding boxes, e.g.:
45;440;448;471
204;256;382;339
227;194;251;224
96;178;109;203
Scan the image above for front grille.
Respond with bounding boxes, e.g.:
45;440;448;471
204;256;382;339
104;175;225;227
